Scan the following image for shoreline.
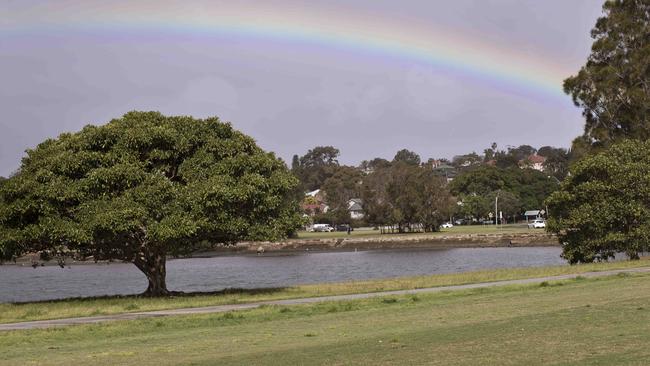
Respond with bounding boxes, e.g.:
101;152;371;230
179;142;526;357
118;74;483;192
202;231;559;256
4;232;559;266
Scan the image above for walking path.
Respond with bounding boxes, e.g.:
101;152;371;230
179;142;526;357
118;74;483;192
2;267;649;331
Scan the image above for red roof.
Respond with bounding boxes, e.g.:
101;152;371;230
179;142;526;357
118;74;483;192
527;155;546;164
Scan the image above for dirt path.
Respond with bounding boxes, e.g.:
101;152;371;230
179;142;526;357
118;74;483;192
2;267;648;331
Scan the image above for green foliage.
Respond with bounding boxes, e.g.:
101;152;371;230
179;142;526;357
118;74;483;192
564;0;650;148
546;139;650;264
392;149;421;166
450;166;558;220
321;166;362;223
0;111;302;294
451;152;482;168
538;146;571;180
291;146;340;191
361;162;454;232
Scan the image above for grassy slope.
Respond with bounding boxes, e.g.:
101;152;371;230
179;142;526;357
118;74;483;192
2;272;650;365
1;259;650;324
295;224;539;239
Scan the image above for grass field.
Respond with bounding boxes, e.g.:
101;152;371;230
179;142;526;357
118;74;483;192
296;224;539;239
2;259;649;325
2;271;650;365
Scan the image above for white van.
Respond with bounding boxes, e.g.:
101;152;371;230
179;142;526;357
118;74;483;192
312;224;334;232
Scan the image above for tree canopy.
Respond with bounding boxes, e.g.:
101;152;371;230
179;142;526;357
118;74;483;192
450;166;558;220
392;149;421;166
564;0;650;150
361;162;454;232
0;111;302;295
321;166;363;223
546;140;650;263
291;146;340;191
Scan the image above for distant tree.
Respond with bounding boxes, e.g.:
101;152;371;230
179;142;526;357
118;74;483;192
360;165;393;228
494;152;520;169
487;190;522;223
449;166;505;196
291;154;300;172
293;146;340;191
508;145;537;161
457;194;491;221
451;152;482;168
410;168;456;231
450;166;557;214
546;140;650;263
321;166;363;224
564;0;650;149
359;157;391;173
392;149;421;166
0;112;303;296
483;142;498;162
537;146;556;158
361;162;454;232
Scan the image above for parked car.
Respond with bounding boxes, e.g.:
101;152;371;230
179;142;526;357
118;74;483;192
312;224;334;232
454;219;467;225
529;219;546;229
441;222;454;229
335;224;353;232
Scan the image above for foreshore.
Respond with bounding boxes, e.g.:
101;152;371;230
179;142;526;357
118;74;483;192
5;231;559;266
201;231;559;256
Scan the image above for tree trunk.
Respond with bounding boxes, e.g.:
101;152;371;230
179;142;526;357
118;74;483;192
134;249;169;296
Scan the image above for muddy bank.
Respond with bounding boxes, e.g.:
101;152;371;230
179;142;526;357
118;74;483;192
202;232;559;255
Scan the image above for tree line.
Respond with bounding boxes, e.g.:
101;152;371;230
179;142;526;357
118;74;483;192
290;144;562;230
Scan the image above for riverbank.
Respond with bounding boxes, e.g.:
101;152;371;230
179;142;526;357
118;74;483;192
1;258;647;324
2;267;650;365
207;230;557;255
5;226;556;266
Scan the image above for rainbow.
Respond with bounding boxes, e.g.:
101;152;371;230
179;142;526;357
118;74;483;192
2;1;572;99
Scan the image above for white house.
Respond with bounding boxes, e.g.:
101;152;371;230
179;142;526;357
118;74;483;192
347;198;364;219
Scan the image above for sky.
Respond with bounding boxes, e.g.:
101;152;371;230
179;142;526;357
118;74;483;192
0;0;604;175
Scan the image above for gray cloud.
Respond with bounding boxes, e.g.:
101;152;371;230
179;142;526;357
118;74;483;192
0;1;603;175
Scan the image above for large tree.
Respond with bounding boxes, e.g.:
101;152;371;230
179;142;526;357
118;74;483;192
564;0;650;150
321;166;362;223
0;111;302;296
392;149;421;166
450;166;558;215
546;140;650;263
292;146;340;191
361;162;454;232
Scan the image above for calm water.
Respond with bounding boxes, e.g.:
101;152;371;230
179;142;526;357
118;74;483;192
0;247;565;303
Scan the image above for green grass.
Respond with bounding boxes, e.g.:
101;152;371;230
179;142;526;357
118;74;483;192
296;224;541;239
1;258;649;325
2;272;650;365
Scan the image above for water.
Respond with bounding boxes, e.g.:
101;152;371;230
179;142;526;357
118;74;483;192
0;247;565;303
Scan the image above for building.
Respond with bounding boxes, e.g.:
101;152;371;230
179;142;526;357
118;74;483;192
302;189;329;216
432;164;457;182
347;198;364;219
521;154;547;171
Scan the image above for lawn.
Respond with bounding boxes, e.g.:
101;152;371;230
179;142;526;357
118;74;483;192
1;259;649;325
296;224;539;239
2;271;650;365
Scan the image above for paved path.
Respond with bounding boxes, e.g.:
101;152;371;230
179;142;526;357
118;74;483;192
2;267;650;331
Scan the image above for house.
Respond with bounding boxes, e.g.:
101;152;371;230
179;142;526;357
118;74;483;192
302;189;329;216
521;155;547;171
432;164;457;182
347;198;364;219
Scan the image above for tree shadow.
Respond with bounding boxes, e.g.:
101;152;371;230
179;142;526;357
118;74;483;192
9;287;290;305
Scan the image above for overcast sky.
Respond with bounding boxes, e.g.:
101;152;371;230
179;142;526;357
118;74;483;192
0;1;604;175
